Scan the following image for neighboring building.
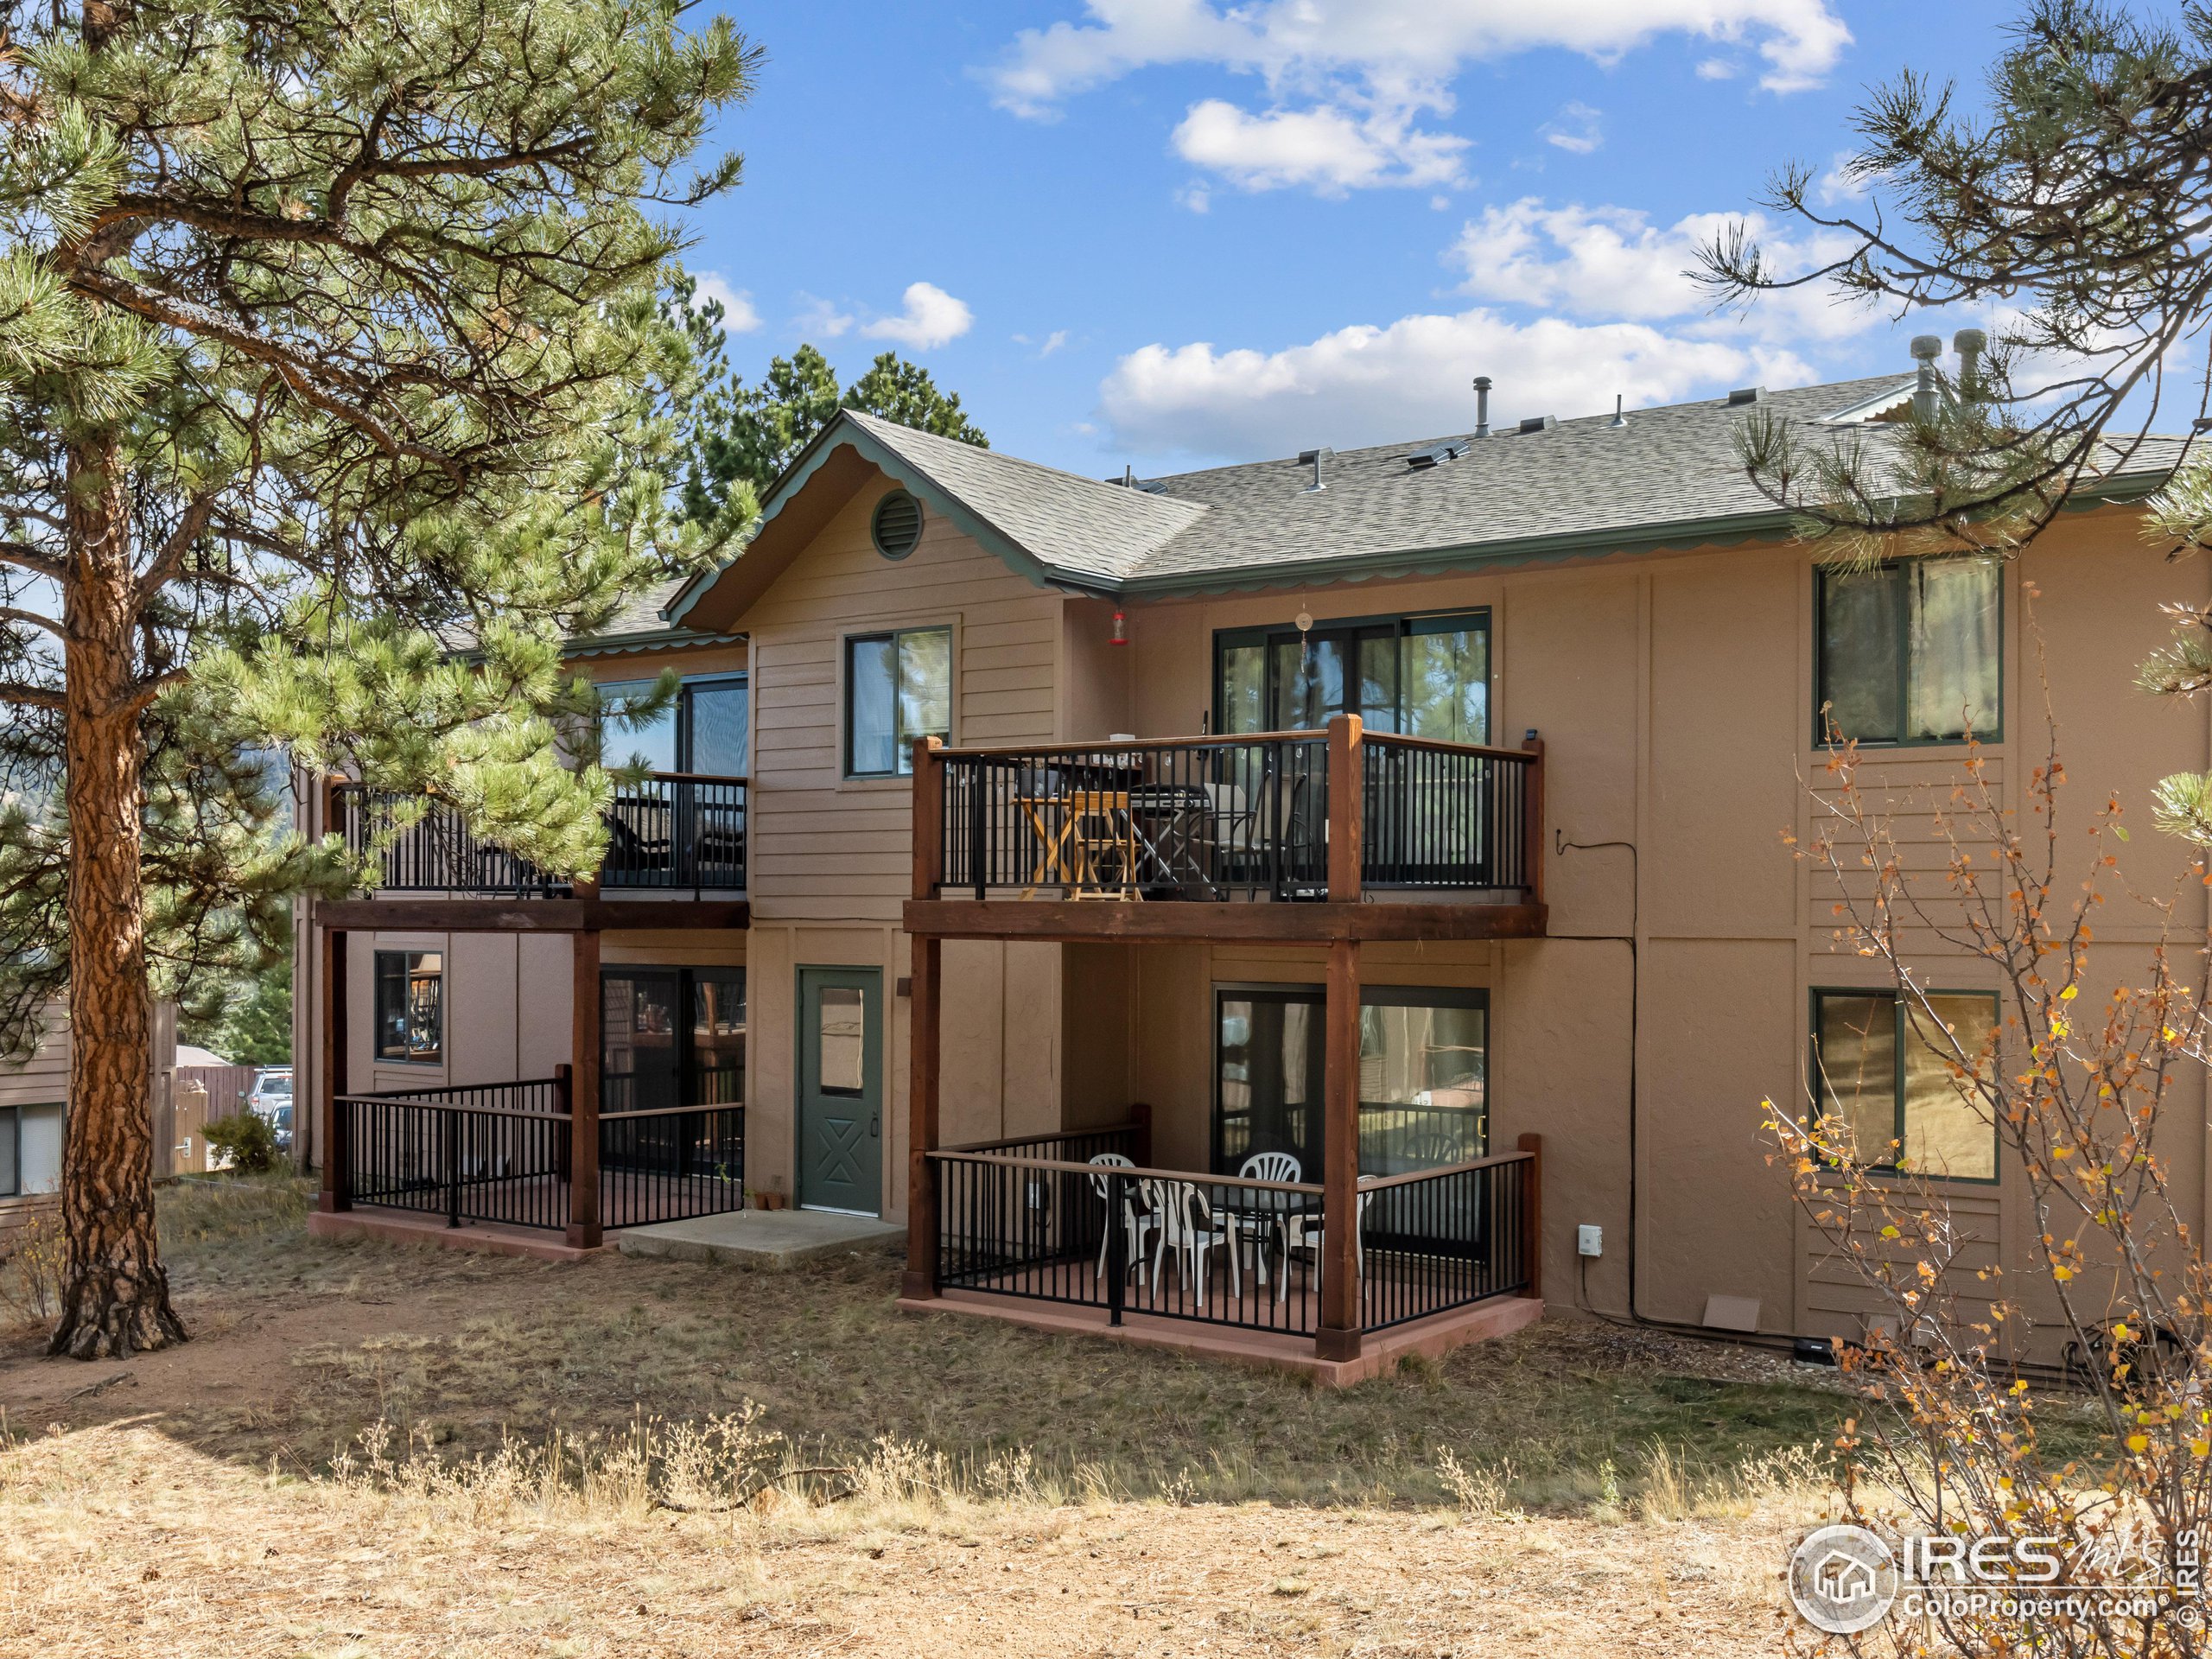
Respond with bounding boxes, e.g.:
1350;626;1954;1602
2;1001;181;1246
299;355;2200;1379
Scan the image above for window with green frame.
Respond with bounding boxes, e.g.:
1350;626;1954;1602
1811;988;1999;1180
1214;611;1490;741
845;626;951;777
1815;557;2000;745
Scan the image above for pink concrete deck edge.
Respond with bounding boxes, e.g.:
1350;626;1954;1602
308;1209;609;1263
896;1288;1544;1386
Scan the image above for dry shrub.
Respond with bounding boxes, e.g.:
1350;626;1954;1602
328;1407;1108;1535
0;1211;65;1328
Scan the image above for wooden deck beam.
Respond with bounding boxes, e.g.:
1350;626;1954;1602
311;897;749;933
901;898;1545;943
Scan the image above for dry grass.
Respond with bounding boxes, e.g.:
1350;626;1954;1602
0;1179;1856;1653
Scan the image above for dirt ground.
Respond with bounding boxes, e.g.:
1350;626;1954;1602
0;1179;1846;1655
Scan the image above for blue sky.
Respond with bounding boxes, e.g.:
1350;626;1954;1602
681;1;2088;476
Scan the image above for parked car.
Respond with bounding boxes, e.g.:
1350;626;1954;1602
248;1067;294;1153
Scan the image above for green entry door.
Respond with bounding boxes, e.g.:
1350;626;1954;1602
797;967;882;1214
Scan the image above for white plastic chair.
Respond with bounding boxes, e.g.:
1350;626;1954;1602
1282;1189;1374;1305
1236;1152;1302;1287
1149;1179;1237;1309
1087;1154;1154;1287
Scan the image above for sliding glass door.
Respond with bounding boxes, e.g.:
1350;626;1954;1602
1215;612;1489;741
1212;985;1487;1180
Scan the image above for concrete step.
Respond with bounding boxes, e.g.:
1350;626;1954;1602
614;1208;903;1269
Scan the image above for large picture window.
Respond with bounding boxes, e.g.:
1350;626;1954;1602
1216;611;1489;741
373;950;444;1064
845;626;952;777
1812;988;1999;1180
1816;557;2000;745
1213;985;1486;1179
596;673;749;776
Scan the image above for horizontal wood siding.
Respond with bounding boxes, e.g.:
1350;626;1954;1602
742;477;1060;923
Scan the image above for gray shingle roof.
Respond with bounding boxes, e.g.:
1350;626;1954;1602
842;410;1205;584
691;375;2190;617
1123;376;1923;588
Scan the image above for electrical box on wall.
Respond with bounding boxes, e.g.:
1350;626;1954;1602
1577;1224;1603;1257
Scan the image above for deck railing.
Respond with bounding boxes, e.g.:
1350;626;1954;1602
330;772;747;897
926;1135;1539;1347
338;1077;573;1232
1358;1150;1535;1331
931;1147;1326;1336
934;734;1328;902
920;722;1539;903
337;1069;748;1234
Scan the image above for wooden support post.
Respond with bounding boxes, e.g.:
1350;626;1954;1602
902;933;943;1300
1128;1100;1153;1166
1326;714;1363;903
1518;1131;1544;1301
912;735;945;901
1520;733;1545;906
317;922;348;1213
1318;936;1363;1361
566;930;602;1249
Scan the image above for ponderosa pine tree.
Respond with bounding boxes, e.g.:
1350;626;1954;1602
0;0;757;1357
670;319;986;527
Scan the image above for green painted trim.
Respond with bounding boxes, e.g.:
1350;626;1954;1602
563;626;742;660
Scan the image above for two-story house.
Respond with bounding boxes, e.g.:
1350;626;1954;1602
299;353;2202;1382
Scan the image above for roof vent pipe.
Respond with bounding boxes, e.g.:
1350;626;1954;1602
1298;448;1332;493
1609;393;1628;429
1954;327;1986;403
1473;375;1492;439
1910;334;1943;422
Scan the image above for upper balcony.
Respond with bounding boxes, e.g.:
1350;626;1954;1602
321;775;747;929
905;718;1545;944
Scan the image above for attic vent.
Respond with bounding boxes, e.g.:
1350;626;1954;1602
871;490;924;561
1516;416;1555;435
1726;386;1767;406
1403;439;1470;470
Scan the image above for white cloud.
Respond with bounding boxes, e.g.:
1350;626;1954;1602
1039;329;1071;358
988;3;1847;199
1696;56;1738;79
1540;101;1603;155
989;1;1852;114
1452;196;1875;343
860;282;975;351
1099;305;1814;458
793;295;855;340
690;272;761;334
1172;97;1470;193
1177;181;1212;213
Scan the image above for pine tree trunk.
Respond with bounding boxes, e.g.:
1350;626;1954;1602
48;434;186;1359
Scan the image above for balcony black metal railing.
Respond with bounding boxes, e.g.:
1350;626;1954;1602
931;1147;1325;1336
599;1063;746;1230
1357;1149;1535;1331
331;772;746;897
929;1135;1537;1345
925;728;1536;903
1361;734;1532;891
338;1078;574;1232
338;1069;748;1233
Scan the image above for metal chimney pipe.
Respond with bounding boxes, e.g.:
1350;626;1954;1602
1953;327;1986;402
1910;334;1943;422
1473;375;1492;439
